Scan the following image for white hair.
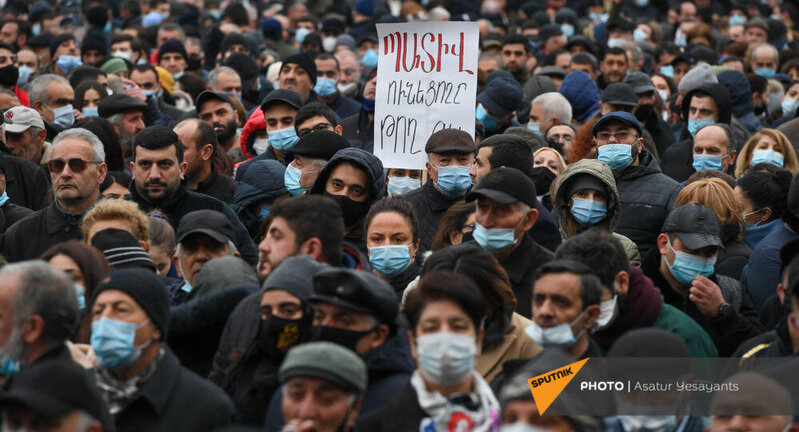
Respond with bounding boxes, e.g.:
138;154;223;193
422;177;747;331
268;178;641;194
52;128;106;163
28;74;69;106
531;92;573;124
208;66;239;90
751;43;779;65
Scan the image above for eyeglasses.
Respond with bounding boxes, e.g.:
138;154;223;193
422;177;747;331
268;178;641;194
595;131;638;143
47;158;99;174
298;123;334;137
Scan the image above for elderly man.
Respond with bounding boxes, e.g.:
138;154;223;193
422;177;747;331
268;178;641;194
279;53;316;103
91;268;235;429
1;128;107;261
527;92;572;137
691;124;737;176
0;261;81;370
2;106;48;165
28;74;75;140
207;66;242;99
750;44;779;78
98;94;147;158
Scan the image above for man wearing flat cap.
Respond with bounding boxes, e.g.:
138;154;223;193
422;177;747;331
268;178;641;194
405;128;476;253
642;203;764;356
263;268;414;429
279;342;368;432
466;167;553;318
98;94;147;158
284;130;350;196
91;268;234;429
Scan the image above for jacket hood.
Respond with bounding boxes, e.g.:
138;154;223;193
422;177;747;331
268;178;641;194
680;83;732;139
240;108;265;159
560;70;601;123
191;256;258;299
310;148;385;200
554;159;621;237
717;70;753;118
232;159;287;216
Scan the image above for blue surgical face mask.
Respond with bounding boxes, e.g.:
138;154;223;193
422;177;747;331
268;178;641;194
657;89;670;102
284;163;306;196
435;165;472;197
369;244;412;277
74;283;86;311
0;355;20;376
363;98;375;113
665;238;717;285
268;127;299;151
570;197;607;226
172;71;184;80
361;49;378;69
0;192;9;206
91;317;152;368
560;24;574;39
17;65;33;86
473;222;519;254
257;205;270;222
82;106;98;118
416;332;476;387
633;28;648;43
314;77;337;98
49;104;75;129
782;97;799;116
607;37;627;49
597;143;633;172
32;24;41;37
687;118;714;137
209;9;221;20
143;89;158;99
159;12;170;21
755;68;776;79
387;176;421;196
527;122;543;137
57;55;82;74
752;149;784;167
524;309;587;347
729;15;746;27
295;27;311;44
692;153;725;172
476;104;498;131
589;12;600;21
659;64;674;78
104;22;112;33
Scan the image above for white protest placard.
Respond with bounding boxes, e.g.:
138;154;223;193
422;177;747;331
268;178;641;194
374;22;479;169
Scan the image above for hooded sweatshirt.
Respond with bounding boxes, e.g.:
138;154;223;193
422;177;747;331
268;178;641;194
554;159;641;265
661;83;733;182
718;70;763;134
560;70;601;124
232;159;287;238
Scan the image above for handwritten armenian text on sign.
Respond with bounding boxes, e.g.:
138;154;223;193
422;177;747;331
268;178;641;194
375;22;478;169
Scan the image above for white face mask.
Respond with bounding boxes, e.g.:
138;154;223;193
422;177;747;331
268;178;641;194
113;50;132;61
322;36;337;53
524;310;587;347
592;295;618;331
253;138;269;155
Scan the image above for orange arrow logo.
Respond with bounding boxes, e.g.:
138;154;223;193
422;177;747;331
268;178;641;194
527;358;589;415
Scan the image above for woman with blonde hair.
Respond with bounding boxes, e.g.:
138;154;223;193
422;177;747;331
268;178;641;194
674;177;750;280
734;128;799;177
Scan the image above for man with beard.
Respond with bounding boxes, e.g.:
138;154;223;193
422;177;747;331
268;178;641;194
196;91;241;164
127;125;258;265
174;118;236;203
0;43;29;106
555;229;718;357
98;94;147;160
1;128;107;261
624;72;675;157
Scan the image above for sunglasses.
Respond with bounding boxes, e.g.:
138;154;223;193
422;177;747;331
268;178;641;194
47;158;99;174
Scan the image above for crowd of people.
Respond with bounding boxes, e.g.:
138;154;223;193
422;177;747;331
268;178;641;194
0;0;796;430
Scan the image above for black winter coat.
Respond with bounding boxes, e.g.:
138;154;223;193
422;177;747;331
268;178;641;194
405;180;466;254
494;235;553;319
0;201;82;262
106;348;235;431
187;166;237;204
127;186;258;265
341;109;374;153
209;291;261;387
0;202;33;234
1;152;52;211
353;382;426;432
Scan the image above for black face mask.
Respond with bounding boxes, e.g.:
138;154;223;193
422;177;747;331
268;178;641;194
0;64;19;88
635;104;655;123
754;103;767;116
530;166;557;196
461;231;474;244
187;55;202;71
324;191;372;229
258;315;305;359
310;325;377;352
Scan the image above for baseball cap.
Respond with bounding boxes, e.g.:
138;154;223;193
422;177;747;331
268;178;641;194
176;209;234;244
661;203;723;250
467;167;537;208
195;90;232;112
623;72;656;94
592;111;643;137
602;82;638;107
2;106;44;136
260;89;303;114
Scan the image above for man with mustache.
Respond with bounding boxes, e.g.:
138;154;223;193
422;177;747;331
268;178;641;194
278;53;316;104
127;125;258;266
0;128;107;261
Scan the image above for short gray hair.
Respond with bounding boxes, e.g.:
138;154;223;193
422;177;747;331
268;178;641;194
0;261;79;345
52;127;106;163
28;74;69;106
696;123;734;152
531;92;573;124
751;43;779;65
208;66;239;90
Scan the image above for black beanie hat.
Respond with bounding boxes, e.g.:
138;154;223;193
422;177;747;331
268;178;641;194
49;34;76;57
282;53;317;85
158;39;188;62
220;32;248;55
90;228;157;272
92;269;170;339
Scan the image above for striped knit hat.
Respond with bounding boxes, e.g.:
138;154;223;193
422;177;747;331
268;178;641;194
90;228;156;272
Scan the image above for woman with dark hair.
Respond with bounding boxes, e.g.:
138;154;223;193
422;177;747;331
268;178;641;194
74;81;108;118
41;241;110;344
356;271;501;432
735;167;793;250
100;170;133;199
431;201;476;251
421;243;541;381
74;117;125;171
364;197;423;293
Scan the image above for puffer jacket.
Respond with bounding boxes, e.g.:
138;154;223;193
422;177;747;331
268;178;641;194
554;159;641;266
718;70;762;134
232;159;287;239
613;150;681;259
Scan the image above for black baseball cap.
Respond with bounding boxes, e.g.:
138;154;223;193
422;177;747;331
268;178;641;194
176;209;234;244
260;89;303;113
602;82;638;108
195;90;232;111
467;167;537;208
623;72;656;94
592;111;643;137
661;203;723;250
309;268;399;333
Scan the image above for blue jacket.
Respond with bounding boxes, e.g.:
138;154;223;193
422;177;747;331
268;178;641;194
559;70;600;123
741;222;798;310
